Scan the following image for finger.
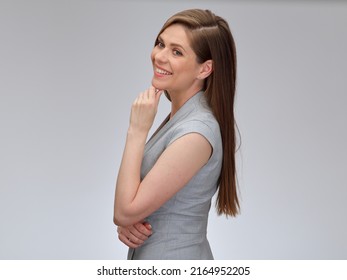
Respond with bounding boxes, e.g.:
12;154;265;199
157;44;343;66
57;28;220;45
143;221;153;231
133;92;143;105
149;85;156;95
118;227;144;246
117;226;147;244
118;232;141;248
128;225;150;241
147;86;161;103
146;88;151;99
155;89;163;102
147;86;159;100
127;233;145;246
134;222;152;237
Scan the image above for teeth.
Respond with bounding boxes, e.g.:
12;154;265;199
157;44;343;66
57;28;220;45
156;68;172;75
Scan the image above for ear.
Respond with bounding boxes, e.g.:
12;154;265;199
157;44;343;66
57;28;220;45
197;60;213;80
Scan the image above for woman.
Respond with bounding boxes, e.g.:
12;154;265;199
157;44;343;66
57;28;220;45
114;9;239;259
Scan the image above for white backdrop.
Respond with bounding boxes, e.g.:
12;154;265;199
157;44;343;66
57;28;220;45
1;0;346;259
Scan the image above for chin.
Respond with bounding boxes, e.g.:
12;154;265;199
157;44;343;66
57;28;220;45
151;79;167;91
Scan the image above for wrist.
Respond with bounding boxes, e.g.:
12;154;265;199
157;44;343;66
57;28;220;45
127;127;148;141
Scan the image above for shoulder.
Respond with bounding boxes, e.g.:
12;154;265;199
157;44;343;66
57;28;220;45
169;96;221;149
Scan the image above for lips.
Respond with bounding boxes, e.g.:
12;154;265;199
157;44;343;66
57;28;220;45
155;66;172;75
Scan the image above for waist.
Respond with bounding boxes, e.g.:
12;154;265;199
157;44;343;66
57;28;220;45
145;215;208;234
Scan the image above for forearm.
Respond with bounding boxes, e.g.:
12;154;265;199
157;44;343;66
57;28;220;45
114;129;148;225
113;86;163;226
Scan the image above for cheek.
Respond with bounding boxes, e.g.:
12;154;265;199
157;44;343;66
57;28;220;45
150;48;156;62
174;61;191;74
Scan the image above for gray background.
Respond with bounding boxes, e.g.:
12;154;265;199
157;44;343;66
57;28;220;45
1;0;346;259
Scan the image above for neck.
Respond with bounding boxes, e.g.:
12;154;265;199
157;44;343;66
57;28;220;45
168;86;203;118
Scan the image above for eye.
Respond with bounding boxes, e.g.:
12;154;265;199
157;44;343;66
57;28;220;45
173;49;183;56
157;41;165;48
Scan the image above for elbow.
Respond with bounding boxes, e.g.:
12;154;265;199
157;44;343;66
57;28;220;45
113;209;136;227
113;214;120;226
114;198;143;226
113;211;126;226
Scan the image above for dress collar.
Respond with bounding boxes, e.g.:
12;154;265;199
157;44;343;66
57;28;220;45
145;91;204;148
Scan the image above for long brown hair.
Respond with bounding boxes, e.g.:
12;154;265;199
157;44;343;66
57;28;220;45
156;9;239;216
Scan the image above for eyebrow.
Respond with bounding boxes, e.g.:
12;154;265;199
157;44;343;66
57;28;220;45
158;35;186;52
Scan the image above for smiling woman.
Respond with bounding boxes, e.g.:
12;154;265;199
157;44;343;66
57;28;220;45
113;9;238;260
151;24;212;116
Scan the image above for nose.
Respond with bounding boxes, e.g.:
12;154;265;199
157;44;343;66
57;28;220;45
154;48;168;64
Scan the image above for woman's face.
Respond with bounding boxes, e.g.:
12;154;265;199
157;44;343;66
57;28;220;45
151;24;204;97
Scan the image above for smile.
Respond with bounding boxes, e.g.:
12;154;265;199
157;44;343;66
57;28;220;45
155;67;172;75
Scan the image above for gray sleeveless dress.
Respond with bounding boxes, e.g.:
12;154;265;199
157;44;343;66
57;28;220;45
127;91;223;260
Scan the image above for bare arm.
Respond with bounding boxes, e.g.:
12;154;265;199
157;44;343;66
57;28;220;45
114;87;211;226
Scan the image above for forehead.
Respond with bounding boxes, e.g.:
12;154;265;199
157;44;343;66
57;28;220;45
159;24;191;47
